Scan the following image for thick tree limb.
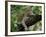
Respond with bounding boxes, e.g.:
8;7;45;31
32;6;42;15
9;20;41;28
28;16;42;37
25;15;41;27
19;15;41;31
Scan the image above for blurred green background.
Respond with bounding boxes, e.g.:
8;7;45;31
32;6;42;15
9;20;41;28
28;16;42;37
11;5;42;32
